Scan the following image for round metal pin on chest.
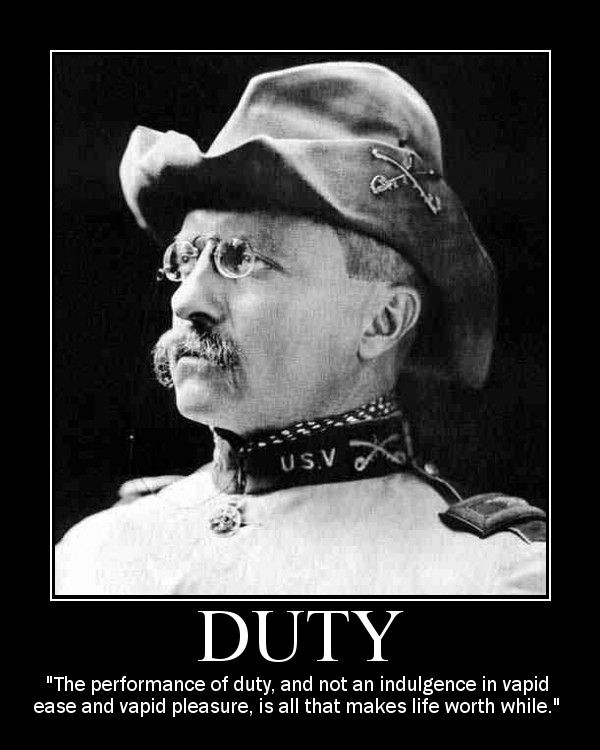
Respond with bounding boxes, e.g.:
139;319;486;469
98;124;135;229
209;504;243;536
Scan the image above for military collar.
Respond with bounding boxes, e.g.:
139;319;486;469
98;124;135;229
206;395;545;545
210;394;415;496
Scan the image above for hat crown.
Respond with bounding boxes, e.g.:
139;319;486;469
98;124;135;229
208;62;443;173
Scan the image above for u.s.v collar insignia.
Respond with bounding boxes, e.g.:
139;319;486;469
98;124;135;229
369;147;442;215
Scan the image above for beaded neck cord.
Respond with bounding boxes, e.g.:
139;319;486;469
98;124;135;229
238;393;404;453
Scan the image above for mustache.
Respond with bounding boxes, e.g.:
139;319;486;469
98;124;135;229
152;327;241;389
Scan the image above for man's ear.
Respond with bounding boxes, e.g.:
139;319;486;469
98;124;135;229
358;286;422;361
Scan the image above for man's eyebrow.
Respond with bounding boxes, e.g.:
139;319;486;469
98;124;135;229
173;231;217;244
175;229;291;259
238;231;289;258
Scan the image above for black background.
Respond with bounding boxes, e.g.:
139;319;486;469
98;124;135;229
29;604;562;727
42;52;558;730
53;52;548;542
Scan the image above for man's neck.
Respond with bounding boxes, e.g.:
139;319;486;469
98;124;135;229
213;372;397;438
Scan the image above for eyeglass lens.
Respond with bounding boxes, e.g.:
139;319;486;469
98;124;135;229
158;237;256;281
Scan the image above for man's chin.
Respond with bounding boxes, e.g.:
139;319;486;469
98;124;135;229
173;374;233;423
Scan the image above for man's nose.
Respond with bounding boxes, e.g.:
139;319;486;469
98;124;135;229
170;249;225;323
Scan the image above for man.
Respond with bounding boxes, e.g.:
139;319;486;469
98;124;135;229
55;61;546;595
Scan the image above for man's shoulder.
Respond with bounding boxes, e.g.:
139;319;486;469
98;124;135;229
113;465;214;508
68;466;211;525
388;470;547;595
355;471;547;595
54;468;217;595
403;462;547;545
55;471;210;553
318;469;546;544
266;471;546;595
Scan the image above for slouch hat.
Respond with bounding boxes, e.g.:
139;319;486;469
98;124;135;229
120;61;497;388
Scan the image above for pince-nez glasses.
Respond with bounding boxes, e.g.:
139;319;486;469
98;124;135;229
156;236;277;282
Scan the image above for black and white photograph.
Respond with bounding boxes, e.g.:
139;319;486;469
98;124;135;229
53;52;548;598
35;48;559;730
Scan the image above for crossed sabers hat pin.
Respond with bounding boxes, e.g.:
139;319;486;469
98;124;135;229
369;147;442;215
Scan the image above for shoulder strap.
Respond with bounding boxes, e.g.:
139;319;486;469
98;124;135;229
114;475;185;506
409;461;546;544
439;492;547;543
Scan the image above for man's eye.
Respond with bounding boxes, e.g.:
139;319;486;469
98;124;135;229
218;242;253;277
215;239;272;279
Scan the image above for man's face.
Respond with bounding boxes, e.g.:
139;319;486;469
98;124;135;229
155;210;379;435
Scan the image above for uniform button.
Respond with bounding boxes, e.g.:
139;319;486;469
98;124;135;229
424;462;439;476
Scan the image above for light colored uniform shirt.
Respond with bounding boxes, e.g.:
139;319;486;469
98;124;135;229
55;466;546;596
